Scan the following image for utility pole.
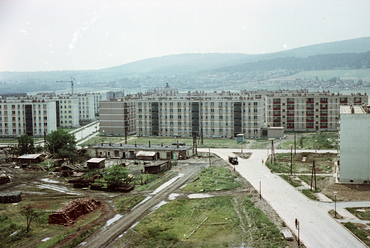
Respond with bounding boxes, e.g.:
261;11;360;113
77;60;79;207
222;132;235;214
290;146;293;175
56;77;75;95
294;132;297;155
310;160;317;191
270;139;275;164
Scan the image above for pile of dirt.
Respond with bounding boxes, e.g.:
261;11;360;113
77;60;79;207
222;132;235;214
48;198;102;226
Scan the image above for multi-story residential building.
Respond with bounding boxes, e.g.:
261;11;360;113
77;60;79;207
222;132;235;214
264;90;368;131
136;90;265;138
339;105;370;183
0;98;57;137
106;91;125;100
99;99;136;136
56;95;80;128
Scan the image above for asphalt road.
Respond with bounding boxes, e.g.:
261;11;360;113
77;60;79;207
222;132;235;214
201;148;368;248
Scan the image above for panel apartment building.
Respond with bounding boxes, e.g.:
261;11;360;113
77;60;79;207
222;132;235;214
339;105;370;183
99;99;136;136
135;90;265;138
0;98;57;137
263;90;368;131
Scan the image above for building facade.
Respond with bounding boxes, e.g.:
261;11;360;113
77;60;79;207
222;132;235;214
264;90;368;131
339;105;370;184
99;99;136;136
0;98;57;137
136;90;265;138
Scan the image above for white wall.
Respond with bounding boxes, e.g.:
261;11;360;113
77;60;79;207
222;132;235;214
340;113;370;183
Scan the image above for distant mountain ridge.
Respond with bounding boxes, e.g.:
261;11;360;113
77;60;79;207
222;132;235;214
101;36;370;75
1;36;370;94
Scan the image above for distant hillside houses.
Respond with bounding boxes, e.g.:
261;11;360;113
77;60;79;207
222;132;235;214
99;86;368;138
0;92;107;137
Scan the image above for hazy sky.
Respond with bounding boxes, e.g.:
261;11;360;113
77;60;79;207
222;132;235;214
1;0;370;72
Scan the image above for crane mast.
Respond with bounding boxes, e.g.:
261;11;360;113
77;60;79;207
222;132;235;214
56;77;75;95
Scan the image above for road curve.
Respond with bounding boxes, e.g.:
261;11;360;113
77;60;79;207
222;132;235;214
201;148;367;248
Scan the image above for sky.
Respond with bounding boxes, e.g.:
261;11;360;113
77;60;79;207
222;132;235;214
1;0;370;72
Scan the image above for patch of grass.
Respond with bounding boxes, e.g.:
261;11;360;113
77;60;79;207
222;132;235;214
343;222;370;246
243;198;286;247
301;189;319;200
265;161;292;174
115;195;146;213
346;208;370;221
250;140;270;149
280;174;302;187
181;166;241;192
121;196;286;248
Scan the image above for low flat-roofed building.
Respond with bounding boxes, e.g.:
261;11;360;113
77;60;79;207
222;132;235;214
339;105;370;183
86;158;105;169
17;154;43;164
88;143;193;160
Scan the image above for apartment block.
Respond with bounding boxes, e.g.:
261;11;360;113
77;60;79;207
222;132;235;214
0;98;57;137
99;99;136;136
136;90;265;138
264;90;368;131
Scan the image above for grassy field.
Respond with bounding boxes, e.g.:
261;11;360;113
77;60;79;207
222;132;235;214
181;166;242;192
343;222;370;247
0;191;100;248
82;135;248;149
346;208;370;221
281;132;339;150
118;195;286;248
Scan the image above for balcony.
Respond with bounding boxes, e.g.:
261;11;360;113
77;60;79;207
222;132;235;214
340;100;348;104
287;119;294;122
306;119;314;123
273;113;281;117
287;113;294;116
287;107;294;110
306;100;314;104
306;113;314;116
287;126;294;129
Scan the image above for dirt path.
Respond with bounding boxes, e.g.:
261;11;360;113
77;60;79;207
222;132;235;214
81;163;206;248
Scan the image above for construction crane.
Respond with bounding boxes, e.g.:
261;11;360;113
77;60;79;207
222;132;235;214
56;77;75;95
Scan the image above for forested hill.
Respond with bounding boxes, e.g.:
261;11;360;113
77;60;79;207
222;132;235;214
216;51;370;73
1;36;370;94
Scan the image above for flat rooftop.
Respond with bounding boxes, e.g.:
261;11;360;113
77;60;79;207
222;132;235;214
340;105;366;114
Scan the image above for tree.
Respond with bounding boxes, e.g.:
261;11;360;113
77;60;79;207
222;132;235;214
103;164;130;187
18;135;35;155
45;129;77;163
20;204;41;233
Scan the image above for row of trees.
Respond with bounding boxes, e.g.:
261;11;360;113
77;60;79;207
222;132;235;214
5;129;78;163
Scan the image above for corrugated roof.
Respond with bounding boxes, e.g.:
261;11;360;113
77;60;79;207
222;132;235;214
17;154;42;159
87;158;106;163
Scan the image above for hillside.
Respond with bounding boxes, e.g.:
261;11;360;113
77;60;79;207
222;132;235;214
1;36;370;94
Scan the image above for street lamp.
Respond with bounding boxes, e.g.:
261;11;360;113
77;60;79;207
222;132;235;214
333;191;337;218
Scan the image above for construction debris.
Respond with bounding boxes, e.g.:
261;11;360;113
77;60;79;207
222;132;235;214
48;198;101;226
0;191;22;203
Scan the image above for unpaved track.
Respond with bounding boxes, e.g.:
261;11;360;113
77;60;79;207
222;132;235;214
81;163;205;248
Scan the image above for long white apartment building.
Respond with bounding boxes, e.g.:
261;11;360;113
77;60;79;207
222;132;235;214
0;98;57;137
263;90;368;131
136;90;265;138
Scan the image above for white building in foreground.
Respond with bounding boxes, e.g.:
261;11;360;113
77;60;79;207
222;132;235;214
339;105;370;184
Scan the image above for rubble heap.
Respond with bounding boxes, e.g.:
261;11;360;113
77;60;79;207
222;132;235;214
0;174;10;184
0;191;21;203
48;198;101;226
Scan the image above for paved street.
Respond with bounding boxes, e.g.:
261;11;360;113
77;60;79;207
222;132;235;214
200;148;368;248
